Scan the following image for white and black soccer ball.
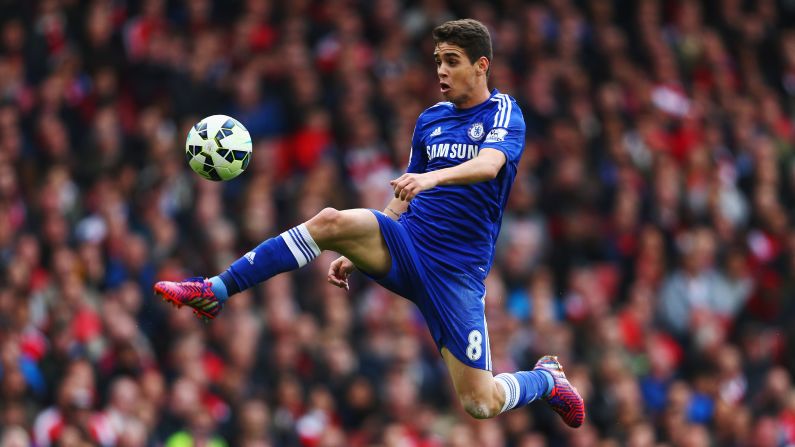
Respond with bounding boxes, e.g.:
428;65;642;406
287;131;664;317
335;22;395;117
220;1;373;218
185;114;252;181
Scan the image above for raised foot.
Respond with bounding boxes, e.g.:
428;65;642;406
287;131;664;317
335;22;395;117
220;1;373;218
153;277;223;322
533;355;585;428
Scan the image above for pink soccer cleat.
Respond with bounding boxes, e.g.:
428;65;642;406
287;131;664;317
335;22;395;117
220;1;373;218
534;355;586;428
153;277;223;322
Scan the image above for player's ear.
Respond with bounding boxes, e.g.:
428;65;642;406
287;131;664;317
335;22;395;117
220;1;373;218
477;57;489;76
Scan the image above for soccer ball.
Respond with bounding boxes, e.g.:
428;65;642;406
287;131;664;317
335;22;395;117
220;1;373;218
185;114;252;181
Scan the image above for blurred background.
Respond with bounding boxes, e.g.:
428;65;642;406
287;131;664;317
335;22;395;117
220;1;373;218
2;0;795;445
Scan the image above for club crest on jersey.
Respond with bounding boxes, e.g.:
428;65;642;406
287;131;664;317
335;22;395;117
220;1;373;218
467;122;484;141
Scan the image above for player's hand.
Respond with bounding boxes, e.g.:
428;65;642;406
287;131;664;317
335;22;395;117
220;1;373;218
390;173;438;201
328;256;354;290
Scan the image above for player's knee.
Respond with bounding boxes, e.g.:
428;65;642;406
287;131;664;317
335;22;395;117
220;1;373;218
310;207;344;240
459;393;499;420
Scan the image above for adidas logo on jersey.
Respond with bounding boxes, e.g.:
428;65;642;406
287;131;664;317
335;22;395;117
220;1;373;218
430;126;442;137
244;251;256;264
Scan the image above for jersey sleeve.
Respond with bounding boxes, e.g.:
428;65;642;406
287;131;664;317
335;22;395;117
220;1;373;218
406;117;427;173
482;96;525;163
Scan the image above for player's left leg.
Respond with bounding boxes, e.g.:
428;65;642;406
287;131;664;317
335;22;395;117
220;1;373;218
442;348;585;426
154;208;392;321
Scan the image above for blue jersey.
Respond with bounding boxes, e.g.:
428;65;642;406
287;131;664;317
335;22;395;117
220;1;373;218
399;89;526;279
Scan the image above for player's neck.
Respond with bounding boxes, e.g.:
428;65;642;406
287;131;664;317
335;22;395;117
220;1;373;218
454;86;491;110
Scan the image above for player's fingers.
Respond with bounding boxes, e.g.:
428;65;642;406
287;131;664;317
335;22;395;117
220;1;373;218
327;268;345;285
394;180;411;198
334;259;353;275
390;174;407;186
397;179;414;195
329;260;346;279
334;262;352;290
335;264;349;280
332;271;349;289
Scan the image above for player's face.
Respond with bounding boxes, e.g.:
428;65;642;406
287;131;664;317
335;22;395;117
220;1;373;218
434;43;486;107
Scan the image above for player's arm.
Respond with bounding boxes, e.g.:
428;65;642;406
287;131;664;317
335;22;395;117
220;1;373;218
383;197;409;220
390;148;506;201
329;121;422;289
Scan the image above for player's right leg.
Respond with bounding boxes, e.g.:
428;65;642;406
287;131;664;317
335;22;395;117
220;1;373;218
442;348;585;426
154;208;390;321
417;267;584;425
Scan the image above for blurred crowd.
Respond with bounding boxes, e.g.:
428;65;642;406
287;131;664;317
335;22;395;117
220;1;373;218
2;0;795;445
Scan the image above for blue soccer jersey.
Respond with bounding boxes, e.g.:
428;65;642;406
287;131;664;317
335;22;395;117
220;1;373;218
400;89;526;279
363;89;525;369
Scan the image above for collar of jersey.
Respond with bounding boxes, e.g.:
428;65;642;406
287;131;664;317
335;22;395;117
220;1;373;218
450;89;500;114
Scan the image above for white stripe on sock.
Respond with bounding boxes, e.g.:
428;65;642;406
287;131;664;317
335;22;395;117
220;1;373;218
289;228;312;261
495;376;511;413
295;224;321;258
280;224;321;267
281;229;308;266
507;374;521;409
495;373;521;414
481;293;491;371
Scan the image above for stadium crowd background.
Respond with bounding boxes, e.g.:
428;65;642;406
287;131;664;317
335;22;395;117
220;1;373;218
2;0;795;445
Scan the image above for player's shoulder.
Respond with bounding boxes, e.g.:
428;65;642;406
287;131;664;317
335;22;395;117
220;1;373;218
487;92;524;129
419;101;455;120
489;92;520;108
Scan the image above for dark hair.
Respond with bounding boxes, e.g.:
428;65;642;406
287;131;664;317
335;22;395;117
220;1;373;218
432;19;493;66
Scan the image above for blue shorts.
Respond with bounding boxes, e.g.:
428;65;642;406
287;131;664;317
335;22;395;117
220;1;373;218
364;210;492;371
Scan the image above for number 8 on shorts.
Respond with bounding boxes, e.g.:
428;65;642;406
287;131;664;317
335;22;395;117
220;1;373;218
466;330;483;361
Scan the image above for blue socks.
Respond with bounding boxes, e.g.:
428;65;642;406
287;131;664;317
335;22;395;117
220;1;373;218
495;370;554;413
211;224;321;299
208;276;228;301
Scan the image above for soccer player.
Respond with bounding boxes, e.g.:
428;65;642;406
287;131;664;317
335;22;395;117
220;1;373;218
155;19;585;425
